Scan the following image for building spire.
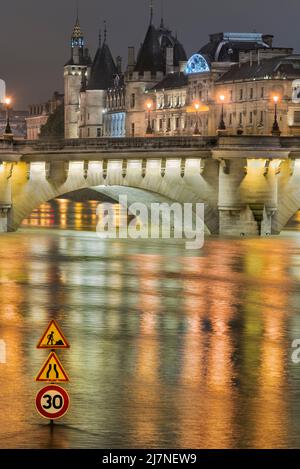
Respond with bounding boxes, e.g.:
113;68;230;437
104;20;107;43
150;0;154;25
99;28;102;48
72;2;84;47
160;0;164;28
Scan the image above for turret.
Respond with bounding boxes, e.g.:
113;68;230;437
64;14;91;139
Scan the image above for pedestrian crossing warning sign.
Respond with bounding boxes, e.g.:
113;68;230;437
35;352;69;382
37;320;70;349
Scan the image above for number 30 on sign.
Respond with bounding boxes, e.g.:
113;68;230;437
35;385;70;420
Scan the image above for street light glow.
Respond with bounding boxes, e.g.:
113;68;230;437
219;94;225;102
273;95;279;103
5;97;11;106
146;100;152;110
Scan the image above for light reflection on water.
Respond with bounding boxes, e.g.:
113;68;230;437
22;200;123;231
0;202;300;448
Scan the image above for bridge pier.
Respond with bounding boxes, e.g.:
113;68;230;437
0;163;12;233
217;157;278;236
218;158;258;236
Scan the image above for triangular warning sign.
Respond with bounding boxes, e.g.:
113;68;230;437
35;352;69;382
37;320;70;349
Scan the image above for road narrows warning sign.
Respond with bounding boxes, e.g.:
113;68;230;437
37;320;70;349
36;352;69;382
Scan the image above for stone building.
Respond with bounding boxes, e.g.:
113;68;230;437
26;92;64;140
64;6;300;139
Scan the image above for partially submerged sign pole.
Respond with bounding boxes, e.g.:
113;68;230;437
35;320;70;425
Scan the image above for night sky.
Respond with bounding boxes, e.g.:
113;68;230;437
1;0;299;109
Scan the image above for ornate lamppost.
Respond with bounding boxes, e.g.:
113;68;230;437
193;101;201;135
218;94;226;131
271;95;281;136
146;100;153;135
4;97;13;139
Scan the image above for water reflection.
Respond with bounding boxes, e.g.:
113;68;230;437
22;199;127;232
1;205;300;448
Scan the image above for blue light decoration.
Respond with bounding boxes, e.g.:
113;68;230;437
185;54;210;75
72;38;84;48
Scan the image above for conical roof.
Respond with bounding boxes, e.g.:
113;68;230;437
135;21;187;74
134;24;164;73
88;42;118;90
72;16;84;41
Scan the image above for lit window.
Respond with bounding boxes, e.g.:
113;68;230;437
185;54;210;75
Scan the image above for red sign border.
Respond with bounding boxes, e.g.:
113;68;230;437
35;385;70;420
37;320;70;349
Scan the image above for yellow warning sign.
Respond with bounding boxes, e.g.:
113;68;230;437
35;352;69;383
37;320;70;349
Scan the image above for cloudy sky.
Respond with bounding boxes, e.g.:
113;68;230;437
1;0;299;108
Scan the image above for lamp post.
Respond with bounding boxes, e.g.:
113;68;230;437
194;102;201;135
271;95;281;136
146;100;153;135
218;94;226;131
4;97;12;137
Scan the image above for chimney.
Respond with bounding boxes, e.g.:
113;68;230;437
116;56;122;74
262;35;274;47
166;46;174;74
127;47;135;72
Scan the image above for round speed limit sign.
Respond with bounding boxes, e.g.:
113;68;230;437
35;385;70;420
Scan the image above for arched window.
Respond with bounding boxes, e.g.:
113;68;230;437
185;54;210;75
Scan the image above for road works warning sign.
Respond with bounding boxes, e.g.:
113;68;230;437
37;320;70;349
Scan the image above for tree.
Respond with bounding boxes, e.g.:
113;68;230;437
40;103;64;138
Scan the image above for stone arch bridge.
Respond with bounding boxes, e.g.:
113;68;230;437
1;135;300;236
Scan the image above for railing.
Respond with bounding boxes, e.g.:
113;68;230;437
0;136;218;152
3;134;300;154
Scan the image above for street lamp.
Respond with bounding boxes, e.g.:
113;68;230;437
4;97;12;136
193;101;201;135
146;100;153;135
271;95;281;136
218;94;226;131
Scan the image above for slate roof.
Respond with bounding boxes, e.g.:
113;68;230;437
88;43;118;90
135;24;165;73
150;72;188;91
200;32;271;62
217;55;300;82
134;23;187;74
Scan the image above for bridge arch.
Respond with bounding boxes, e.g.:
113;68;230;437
8;159;219;234
273;162;300;233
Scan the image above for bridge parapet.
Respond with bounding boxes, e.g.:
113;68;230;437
2;135;300;158
0;136;217;153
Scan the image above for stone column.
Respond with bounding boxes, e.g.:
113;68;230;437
218;158;259;236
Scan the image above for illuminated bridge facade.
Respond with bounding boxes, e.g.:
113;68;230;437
1;135;300;236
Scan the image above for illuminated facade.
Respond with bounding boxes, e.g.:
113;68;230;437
64;10;300;138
